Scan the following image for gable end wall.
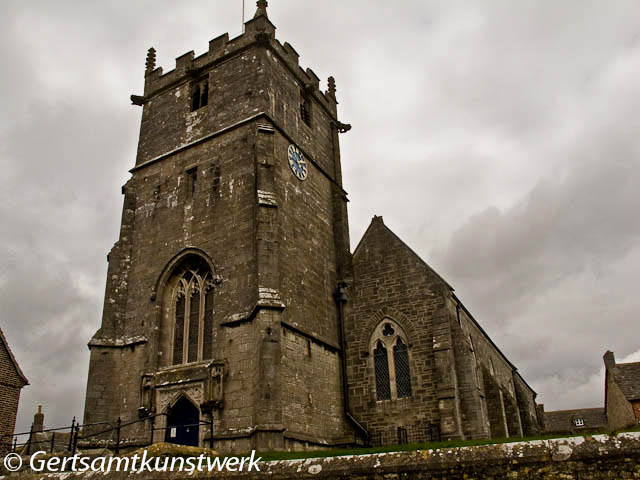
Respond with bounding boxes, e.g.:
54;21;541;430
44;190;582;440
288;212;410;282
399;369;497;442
345;219;453;443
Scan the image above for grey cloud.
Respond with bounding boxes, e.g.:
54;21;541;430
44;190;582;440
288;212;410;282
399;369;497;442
430;107;640;407
2;0;639;433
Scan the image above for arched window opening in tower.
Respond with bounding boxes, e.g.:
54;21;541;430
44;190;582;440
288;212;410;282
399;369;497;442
186;166;198;199
191;84;200;111
300;88;312;126
171;259;215;365
191;79;209;111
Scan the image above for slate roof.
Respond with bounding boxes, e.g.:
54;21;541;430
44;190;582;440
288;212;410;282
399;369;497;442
544;408;607;433
614;362;640;401
0;326;29;386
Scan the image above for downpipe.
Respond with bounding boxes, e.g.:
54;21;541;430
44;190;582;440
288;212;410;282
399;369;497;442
334;281;370;446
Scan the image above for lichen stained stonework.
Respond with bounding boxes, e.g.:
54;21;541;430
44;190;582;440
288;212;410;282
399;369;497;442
83;1;541;453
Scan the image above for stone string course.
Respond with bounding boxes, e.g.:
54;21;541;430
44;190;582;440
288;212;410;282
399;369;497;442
3;432;640;479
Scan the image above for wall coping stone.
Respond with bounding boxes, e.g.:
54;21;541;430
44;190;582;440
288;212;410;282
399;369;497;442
3;431;639;479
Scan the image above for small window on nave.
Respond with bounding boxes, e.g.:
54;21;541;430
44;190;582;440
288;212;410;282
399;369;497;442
371;319;413;401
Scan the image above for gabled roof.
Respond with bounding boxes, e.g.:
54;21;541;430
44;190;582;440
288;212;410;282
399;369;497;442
353;215;538;396
614;362;640;401
353;215;453;290
0;327;29;386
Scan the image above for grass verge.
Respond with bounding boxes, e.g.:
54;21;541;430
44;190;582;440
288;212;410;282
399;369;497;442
259;429;621;462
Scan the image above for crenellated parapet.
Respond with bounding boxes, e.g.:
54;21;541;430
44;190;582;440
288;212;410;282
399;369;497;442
139;11;338;118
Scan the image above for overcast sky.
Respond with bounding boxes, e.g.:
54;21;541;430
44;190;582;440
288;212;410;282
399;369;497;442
1;1;639;436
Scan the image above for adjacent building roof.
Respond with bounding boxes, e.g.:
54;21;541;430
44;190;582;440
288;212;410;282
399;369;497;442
0;326;29;386
544;408;607;433
613;362;640;401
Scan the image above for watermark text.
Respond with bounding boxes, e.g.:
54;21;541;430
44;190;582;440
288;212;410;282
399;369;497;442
4;449;262;474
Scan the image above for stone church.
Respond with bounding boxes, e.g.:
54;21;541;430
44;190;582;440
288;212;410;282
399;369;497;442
83;2;541;453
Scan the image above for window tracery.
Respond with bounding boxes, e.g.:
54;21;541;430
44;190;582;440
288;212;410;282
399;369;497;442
171;261;215;365
371;319;413;401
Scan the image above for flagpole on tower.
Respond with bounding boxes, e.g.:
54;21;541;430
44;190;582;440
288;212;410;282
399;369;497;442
242;0;245;33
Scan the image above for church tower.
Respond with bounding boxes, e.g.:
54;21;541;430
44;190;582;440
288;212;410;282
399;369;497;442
83;2;357;452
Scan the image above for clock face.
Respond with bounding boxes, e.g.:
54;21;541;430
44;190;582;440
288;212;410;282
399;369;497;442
287;144;308;181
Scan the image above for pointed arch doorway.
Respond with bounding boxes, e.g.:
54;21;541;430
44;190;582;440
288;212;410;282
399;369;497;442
165;396;200;447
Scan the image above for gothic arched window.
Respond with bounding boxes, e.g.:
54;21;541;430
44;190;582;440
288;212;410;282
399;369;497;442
393;337;412;398
374;341;391;400
370;319;413;401
170;259;215;365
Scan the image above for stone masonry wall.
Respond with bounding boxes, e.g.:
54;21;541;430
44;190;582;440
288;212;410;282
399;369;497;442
345;217;539;444
259;125;348;446
345;217;449;443
449;313;487;439
137;27;266;165
514;374;541;435
280;327;346;446
273;130;340;344
259;433;640;480
606;370;636;431
450;297;538;438
250;24;350;447
86;11;351;452
85;120;260;436
4;433;640;479
260;42;338;180
0;340;23;453
259;36;348;345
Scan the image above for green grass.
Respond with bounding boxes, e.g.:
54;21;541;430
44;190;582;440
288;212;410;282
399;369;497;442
616;424;640;433
258;430;619;462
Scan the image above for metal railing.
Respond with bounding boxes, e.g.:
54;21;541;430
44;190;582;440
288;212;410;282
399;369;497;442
0;418;109;456
1;412;215;456
5;414;427;454
369;423;441;447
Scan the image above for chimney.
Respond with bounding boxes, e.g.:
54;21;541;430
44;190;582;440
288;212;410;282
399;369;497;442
33;405;44;433
603;350;616;372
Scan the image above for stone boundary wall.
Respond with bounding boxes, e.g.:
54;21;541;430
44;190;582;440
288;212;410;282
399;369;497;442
3;432;640;479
